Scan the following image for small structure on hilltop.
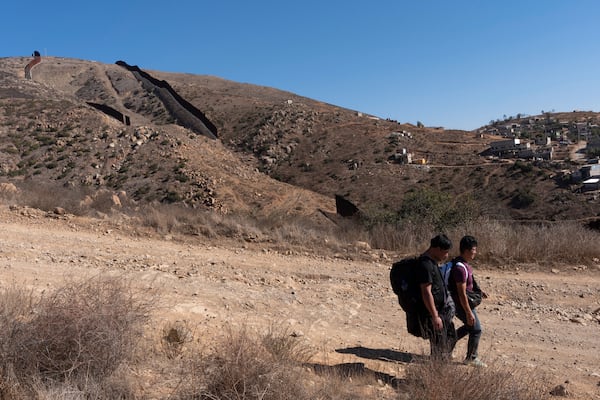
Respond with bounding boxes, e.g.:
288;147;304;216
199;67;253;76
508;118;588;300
389;148;412;164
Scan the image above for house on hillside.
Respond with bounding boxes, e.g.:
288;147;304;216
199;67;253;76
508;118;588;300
488;138;554;160
582;178;600;191
389;148;412;164
535;136;551;146
587;136;600;152
497;123;522;136
581;164;600;179
490;138;530;154
576;122;589;134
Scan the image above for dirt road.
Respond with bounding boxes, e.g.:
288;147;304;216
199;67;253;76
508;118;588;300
0;205;598;399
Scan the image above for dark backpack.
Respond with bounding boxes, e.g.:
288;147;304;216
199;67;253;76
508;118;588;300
390;257;421;314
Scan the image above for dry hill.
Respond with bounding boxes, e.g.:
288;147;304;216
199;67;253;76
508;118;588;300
1;55;599;223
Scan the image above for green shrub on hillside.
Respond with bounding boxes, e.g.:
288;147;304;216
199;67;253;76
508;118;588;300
397;188;480;231
510;189;535;209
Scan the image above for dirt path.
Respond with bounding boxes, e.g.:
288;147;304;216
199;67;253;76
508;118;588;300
0;205;598;399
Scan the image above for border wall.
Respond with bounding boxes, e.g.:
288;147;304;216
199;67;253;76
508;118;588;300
87;102;130;125
24;51;41;79
116;60;217;139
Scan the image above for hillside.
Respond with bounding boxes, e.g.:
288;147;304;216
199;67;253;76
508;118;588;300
0;56;334;220
1;55;599;223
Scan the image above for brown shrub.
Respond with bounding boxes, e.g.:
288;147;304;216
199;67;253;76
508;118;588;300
172;324;383;400
0;276;151;398
403;358;549;400
176;326;310;400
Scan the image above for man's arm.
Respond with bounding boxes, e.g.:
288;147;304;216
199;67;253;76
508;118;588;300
420;283;443;331
456;281;475;326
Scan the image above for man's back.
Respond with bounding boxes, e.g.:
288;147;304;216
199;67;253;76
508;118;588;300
415;254;445;310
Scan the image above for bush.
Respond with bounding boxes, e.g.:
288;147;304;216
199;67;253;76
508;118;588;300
510;189;535;209
402;189;479;232
403;358;549;400
176;325;316;400
0;276;151;397
173;325;380;400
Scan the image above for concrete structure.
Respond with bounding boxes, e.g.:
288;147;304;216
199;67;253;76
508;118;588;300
581;164;600;179
582;178;600;191
534;136;551;146
490;138;522;152
390;148;412;164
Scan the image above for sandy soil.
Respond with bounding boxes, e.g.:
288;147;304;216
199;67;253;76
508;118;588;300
0;205;599;399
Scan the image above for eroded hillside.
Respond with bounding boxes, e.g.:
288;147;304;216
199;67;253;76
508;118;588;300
0;56;598;223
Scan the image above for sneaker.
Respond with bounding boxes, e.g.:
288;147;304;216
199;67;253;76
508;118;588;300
463;357;487;367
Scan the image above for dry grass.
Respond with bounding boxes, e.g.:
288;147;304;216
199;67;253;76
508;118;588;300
403;358;549;400
365;218;600;268
174;325;314;400
449;218;600;266
0;276;151;399
3;181;600;270
171;324;386;400
161;320;194;360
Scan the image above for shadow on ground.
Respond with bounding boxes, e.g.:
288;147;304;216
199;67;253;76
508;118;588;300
305;361;406;388
335;346;426;364
299;346;428;389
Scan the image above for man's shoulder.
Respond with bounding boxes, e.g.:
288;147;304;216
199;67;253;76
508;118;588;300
418;253;437;267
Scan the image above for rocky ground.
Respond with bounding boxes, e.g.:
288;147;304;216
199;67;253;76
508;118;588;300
0;205;599;399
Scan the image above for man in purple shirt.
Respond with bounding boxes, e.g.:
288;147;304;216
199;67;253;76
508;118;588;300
449;235;487;367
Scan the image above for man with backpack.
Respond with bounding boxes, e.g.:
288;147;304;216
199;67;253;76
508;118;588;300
415;234;456;359
447;235;487;367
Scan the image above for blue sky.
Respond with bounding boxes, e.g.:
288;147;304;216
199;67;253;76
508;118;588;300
3;1;600;130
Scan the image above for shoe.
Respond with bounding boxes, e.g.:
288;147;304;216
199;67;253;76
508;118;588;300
463;357;487;367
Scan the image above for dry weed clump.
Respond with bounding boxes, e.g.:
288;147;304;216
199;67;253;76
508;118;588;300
175;326;311;400
5;179;599;267
4;181;132;217
161;320;194;360
173;325;382;400
0;276;151;398
403;358;549;400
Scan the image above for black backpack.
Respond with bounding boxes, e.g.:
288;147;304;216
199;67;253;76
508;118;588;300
390;257;421;314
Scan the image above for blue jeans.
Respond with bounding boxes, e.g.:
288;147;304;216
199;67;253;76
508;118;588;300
455;307;482;360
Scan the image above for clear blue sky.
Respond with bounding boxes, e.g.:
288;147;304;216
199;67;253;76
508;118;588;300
3;1;600;130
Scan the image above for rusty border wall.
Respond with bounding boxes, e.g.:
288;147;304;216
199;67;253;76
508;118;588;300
116;60;217;139
24;51;41;79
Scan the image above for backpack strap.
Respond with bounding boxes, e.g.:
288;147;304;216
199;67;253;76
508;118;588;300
453;260;469;283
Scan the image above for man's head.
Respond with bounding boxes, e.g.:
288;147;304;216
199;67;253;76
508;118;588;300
428;234;452;263
460;235;478;261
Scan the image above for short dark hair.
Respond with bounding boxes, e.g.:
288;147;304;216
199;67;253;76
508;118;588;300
430;234;452;250
460;235;478;253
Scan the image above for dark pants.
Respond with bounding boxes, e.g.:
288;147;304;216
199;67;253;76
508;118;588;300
415;306;456;360
455;307;482;360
